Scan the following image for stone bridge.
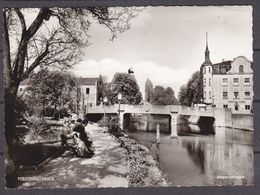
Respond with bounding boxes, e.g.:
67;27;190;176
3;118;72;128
86;103;232;137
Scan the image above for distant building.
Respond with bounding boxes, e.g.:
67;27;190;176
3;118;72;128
200;35;253;114
78;75;104;112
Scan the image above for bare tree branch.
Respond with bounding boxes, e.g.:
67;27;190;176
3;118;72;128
21;44;49;80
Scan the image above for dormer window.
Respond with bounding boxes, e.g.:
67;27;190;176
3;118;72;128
239;65;244;73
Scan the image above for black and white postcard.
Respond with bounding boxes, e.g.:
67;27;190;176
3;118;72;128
3;5;253;188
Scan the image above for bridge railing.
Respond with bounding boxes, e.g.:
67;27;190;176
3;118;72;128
85;103;227;118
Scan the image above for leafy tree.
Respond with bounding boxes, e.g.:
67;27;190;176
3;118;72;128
165;87;179;105
178;71;202;106
145;78;153;102
3;7;140;143
110;73;142;105
178;85;188;106
103;82;114;105
151;85;178;105
25;69;79;117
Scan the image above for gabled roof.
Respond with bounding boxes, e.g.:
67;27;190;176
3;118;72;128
77;77;99;85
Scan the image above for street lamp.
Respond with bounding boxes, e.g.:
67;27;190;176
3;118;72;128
118;92;122;131
212;95;215;108
103;96;108;126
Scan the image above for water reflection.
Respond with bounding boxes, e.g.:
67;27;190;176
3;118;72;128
127;128;253;186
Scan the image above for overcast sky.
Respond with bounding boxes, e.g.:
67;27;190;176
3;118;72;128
72;6;252;96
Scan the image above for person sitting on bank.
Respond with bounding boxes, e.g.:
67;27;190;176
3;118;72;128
72;118;94;157
83;115;88;127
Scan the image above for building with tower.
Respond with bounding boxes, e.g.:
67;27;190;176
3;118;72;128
200;34;253;114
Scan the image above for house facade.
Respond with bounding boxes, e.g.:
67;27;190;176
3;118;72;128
78;76;104;113
200;38;253;114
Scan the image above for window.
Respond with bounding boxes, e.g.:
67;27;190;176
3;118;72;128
203;67;206;74
221;67;226;73
222;78;228;83
209;91;212;99
209;78;211;86
239;65;244;73
245;92;250;96
223;92;228;99
86;88;90;94
245;105;251;110
209;67;211;73
212;104;216;108
244;78;250;83
233;78;239;83
204;91;206;99
234;92;239;99
204;78;206;86
223;105;228;109
234;104;239;111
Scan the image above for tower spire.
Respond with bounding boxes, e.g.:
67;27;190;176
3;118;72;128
206;32;208;50
204;32;211;64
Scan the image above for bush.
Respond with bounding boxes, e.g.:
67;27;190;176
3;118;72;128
105;116;124;138
14;96;28;125
98;116;111;127
29;117;50;139
52;108;70;120
42;106;55;117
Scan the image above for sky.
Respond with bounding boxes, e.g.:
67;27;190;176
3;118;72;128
71;6;253;97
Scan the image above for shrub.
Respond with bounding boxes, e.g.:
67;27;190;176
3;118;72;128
14;96;28;125
42;106;55;117
108;116;124;138
28;117;50;141
98;116;111;127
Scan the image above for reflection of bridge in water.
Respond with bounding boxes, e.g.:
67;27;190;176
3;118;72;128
86;104;232;137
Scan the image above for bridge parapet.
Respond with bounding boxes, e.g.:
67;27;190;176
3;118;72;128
86;103;230;120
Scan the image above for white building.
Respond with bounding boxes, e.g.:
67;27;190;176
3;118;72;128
200;38;253;114
78;76;104;113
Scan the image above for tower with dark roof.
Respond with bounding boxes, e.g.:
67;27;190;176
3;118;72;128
200;33;213;104
203;33;212;66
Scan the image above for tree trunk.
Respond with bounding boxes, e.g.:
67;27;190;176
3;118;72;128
4;83;19;145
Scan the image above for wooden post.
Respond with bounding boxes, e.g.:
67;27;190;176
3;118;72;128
156;123;160;144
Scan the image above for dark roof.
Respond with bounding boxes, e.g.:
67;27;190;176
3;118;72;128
77;77;99;85
212;60;232;67
212;60;232;74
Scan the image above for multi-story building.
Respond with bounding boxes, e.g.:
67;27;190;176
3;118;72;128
78;76;104;113
200;37;253;114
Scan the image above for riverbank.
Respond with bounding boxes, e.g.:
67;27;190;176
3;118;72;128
117;135;171;187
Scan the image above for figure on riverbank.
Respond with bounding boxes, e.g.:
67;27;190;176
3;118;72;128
72;118;94;157
61;118;94;158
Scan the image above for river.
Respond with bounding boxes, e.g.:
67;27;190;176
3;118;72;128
127;125;253;186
